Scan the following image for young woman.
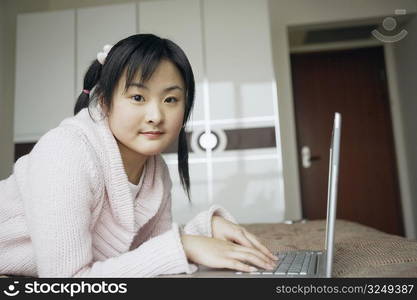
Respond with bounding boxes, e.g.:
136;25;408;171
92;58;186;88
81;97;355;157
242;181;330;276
0;34;277;277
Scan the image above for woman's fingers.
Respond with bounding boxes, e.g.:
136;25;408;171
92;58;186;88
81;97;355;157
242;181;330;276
230;228;277;264
230;249;275;271
228;230;275;264
232;244;276;269
226;260;258;273
229;228;256;249
243;230;278;261
181;234;276;273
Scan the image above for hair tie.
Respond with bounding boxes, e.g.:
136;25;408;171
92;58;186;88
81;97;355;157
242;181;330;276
97;44;113;65
82;89;90;95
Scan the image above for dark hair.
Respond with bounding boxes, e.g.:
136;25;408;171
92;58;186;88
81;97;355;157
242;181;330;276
74;34;195;202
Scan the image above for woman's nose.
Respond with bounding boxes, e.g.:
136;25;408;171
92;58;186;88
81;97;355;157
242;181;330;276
145;102;163;124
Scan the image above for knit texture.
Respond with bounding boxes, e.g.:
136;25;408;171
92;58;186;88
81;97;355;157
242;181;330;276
0;103;236;277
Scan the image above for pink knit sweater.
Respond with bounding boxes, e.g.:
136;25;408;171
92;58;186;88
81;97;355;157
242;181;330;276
0;103;236;277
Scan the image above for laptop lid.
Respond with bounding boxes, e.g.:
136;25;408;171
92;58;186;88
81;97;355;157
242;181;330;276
324;112;342;277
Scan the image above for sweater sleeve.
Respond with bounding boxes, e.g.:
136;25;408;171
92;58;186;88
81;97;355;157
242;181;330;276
23;127;193;277
182;204;238;237
140;157;198;273
129;193;198;275
146;156;175;238
74;223;194;277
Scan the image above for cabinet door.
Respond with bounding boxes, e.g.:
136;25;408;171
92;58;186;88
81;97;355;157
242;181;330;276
204;0;276;119
15;10;75;142
201;0;285;223
76;3;137;95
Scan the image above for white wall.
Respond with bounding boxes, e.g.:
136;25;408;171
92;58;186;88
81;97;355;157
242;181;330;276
0;1;15;180
271;0;417;25
268;0;417;237
392;16;417;236
0;0;52;179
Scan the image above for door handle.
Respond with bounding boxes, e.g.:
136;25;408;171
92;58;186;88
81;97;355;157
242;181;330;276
301;146;321;168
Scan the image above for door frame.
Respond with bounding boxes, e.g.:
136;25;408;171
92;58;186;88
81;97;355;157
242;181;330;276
288;39;415;238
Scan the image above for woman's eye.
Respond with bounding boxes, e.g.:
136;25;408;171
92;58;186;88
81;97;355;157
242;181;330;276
132;95;144;102
165;97;178;104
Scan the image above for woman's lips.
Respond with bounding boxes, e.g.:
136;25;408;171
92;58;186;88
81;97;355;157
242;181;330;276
140;132;164;139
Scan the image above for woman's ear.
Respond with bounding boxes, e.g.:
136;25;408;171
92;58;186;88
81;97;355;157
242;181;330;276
98;97;110;117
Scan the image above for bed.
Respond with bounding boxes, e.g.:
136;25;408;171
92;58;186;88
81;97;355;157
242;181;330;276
1;220;416;278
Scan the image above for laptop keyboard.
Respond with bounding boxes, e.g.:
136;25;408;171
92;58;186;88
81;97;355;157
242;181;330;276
235;251;319;276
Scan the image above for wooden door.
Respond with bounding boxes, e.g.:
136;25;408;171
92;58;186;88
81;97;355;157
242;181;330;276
291;47;404;236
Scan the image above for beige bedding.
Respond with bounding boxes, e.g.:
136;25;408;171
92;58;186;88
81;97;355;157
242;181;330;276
242;219;417;277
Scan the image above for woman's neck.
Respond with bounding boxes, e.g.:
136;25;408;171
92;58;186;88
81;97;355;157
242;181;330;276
126;163;145;185
116;139;147;185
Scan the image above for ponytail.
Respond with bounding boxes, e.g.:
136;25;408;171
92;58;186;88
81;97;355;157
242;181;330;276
73;60;102;115
178;127;191;202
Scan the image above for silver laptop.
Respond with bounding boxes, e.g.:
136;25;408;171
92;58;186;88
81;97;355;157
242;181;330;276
171;113;342;278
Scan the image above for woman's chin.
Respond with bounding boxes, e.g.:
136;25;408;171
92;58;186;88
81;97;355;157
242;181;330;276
136;148;163;156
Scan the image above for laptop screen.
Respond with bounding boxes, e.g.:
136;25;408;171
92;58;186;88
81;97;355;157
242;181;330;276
324;112;341;277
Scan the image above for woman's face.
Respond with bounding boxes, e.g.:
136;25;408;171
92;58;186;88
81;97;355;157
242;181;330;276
106;59;186;160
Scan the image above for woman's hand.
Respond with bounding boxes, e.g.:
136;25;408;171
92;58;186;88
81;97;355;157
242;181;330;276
211;216;277;262
181;234;277;272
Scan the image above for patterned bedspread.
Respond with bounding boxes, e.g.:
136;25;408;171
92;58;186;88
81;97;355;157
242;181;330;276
242;219;417;277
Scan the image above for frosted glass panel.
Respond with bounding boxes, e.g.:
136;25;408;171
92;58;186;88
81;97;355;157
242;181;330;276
209;81;276;121
138;0;204;82
240;82;275;118
211;150;285;223
189;82;205;123
204;0;274;82
166;154;211;222
208;82;236;120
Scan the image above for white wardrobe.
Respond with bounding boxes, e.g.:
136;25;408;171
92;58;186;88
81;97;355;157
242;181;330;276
15;0;285;224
